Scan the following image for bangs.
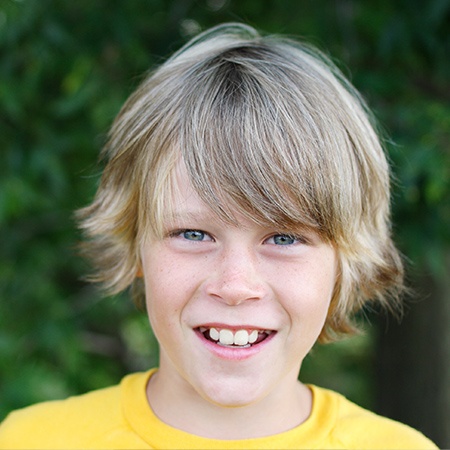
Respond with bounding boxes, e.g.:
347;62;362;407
168;45;361;242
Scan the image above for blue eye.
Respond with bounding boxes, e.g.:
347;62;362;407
182;230;206;241
272;234;297;245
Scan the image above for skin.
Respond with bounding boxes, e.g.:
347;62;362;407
140;163;338;439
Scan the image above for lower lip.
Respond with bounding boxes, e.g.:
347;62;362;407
194;329;276;361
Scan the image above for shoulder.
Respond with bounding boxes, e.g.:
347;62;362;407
309;385;437;449
0;372;149;449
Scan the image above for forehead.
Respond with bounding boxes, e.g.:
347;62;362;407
166;163;214;218
165;161;242;226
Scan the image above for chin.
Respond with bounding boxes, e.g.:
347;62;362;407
195;374;269;408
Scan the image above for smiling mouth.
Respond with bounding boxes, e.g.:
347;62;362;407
197;327;274;348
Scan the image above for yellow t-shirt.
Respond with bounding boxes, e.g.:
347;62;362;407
0;369;436;449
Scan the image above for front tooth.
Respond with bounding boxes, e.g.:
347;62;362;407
248;330;258;344
219;329;234;345
209;327;220;341
234;330;249;346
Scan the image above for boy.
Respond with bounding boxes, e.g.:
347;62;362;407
0;23;437;449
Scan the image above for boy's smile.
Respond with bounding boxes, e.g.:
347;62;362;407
193;325;277;360
140;162;337;437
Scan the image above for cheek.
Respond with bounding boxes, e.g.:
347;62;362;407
143;256;197;324
142;255;172;320
143;273;180;348
280;258;336;325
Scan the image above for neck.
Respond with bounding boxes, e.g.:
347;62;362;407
146;367;312;440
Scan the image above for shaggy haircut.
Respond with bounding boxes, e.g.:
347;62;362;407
78;23;404;342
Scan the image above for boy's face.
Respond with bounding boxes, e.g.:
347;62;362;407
140;163;337;408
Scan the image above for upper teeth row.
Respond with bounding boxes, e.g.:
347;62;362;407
201;327;270;346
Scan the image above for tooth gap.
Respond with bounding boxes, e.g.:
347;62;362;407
200;329;216;342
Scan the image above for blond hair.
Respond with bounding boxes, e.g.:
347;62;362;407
77;23;404;342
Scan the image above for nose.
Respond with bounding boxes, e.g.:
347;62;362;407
204;245;267;306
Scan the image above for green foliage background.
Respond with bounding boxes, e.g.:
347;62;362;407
1;0;449;435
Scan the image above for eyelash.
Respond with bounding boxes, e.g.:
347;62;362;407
175;230;212;241
267;234;304;246
169;229;307;246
